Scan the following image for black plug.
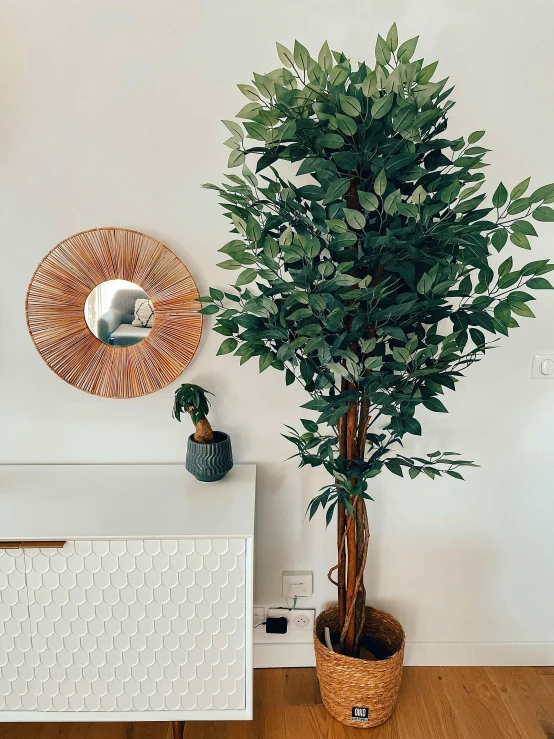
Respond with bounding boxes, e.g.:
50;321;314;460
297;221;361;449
265;616;288;634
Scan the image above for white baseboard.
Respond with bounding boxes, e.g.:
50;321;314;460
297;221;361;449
254;641;554;668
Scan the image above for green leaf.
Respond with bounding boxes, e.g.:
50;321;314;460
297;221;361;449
228;149;245;168
383;189;401;215
529;183;554;203
533;205;554;222
237;83;260;101
361;338;377;353
375;34;391;66
385;460;404;477
412;185;427;205
386;22;398;51
285;369;295;386
335;114;357;136
468;130;485;144
510;177;531;200
323;178;350;204
498;257;513;276
511;220;537;236
422;397;448;413
374;169;387;197
526;277;553;289
209;287;224;301
494;302;511;326
318;41;333;72
358;191;379;211
417;273;433;294
217;338;238;355
510;302;535;318
416;61;438;84
491;229;508;252
325;219;348;233
334;274;359;287
339;94;361;117
236;268;257;286
276;42;295;68
217;259;241;270
510;232;531;249
409;467;421;479
259;351;274;372
329;63;350;87
301;419;318;433
263;236;279;260
507;198;530;215
198;304;219;315
392;347;410;364
222;120;243;139
343;208;366;230
492;182;508;208
397;36;418;61
320;133;345;149
293;40;310;70
371;94;394;120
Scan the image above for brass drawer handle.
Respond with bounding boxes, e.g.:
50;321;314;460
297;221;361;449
0;541;66;550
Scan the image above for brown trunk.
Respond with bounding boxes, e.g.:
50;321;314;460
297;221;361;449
338;173;369;658
193;417;214;444
336;409;347;626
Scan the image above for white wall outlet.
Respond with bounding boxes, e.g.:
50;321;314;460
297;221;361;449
282;570;313;598
267;607;315;631
253;606;266;627
531;354;554;378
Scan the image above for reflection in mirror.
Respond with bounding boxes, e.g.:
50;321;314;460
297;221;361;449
84;279;154;347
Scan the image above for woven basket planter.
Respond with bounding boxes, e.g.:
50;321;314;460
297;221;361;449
314;605;405;728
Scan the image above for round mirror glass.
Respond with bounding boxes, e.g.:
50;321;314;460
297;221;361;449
84;279;154;347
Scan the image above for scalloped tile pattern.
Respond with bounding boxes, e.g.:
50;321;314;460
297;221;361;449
25;539;246;711
0;550;37;710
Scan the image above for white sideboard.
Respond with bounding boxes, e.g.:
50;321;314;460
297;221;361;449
0;463;256;723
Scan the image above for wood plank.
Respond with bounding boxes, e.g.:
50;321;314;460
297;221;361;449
184;668;287;739
486;667;554;739
0;724;168;739
284;703;402;738
438;667;523;739
284;667;322;706
391;667;464;739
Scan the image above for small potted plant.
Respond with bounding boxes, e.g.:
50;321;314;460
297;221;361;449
173;383;233;482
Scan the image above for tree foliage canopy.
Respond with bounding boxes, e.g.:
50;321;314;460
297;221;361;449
201;26;554;522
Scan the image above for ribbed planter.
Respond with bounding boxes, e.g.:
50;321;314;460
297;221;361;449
186;431;233;482
314;605;405;729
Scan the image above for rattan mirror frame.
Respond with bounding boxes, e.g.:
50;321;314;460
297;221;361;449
26;228;202;398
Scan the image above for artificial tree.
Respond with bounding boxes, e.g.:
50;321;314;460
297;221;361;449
199;25;554;658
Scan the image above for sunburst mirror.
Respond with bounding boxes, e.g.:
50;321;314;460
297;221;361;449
26;228;202;398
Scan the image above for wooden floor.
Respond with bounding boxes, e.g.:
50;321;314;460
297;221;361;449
0;667;553;739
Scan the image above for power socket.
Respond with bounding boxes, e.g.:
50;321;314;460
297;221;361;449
267;607;315;631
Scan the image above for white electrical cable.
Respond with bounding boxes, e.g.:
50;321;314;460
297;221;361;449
324;626;334;652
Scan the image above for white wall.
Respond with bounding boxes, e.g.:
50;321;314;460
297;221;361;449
1;0;553;665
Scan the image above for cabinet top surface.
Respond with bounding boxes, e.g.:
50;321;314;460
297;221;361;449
0;464;256;540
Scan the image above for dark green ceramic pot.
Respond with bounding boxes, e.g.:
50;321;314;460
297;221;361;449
186;431;233;482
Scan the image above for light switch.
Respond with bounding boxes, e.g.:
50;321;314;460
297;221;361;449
531;354;554;379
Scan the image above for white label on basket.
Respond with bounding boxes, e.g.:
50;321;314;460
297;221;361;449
352;706;369;722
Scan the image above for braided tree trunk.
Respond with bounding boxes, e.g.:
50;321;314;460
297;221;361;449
331;176;372;658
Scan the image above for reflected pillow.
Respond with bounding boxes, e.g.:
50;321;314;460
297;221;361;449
132;299;154;328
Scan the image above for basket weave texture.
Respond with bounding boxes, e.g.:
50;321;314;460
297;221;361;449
314;605;405;728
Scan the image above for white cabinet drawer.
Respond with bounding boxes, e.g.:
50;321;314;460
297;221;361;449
0;550;36;711
1;539;247;713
